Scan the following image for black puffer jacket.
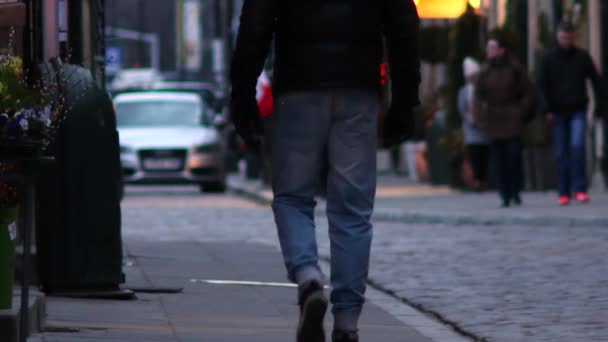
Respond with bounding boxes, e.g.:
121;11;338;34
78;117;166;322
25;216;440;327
538;47;606;115
230;0;420;106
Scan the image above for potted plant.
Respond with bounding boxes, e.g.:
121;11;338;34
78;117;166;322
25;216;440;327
0;54;62;308
0;55;56;156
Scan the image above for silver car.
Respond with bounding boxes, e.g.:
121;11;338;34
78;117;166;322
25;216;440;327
114;91;226;192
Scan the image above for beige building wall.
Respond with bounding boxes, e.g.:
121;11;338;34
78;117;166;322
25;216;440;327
527;0;539;72
588;0;602;71
527;0;602;70
43;0;59;61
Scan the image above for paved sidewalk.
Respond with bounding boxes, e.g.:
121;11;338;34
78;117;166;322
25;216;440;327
30;240;441;341
229;175;608;227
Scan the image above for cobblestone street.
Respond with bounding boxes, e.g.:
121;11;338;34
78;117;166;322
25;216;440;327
334;223;608;341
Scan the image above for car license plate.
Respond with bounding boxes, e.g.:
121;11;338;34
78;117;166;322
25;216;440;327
143;158;181;170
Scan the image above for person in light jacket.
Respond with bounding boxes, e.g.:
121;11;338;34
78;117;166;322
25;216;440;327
458;57;488;190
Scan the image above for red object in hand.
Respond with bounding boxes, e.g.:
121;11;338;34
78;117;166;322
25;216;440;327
256;72;274;118
258;84;274;118
380;62;388;86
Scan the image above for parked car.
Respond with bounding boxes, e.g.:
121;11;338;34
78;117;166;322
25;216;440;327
108;68;163;93
113;91;227;193
152;81;224;104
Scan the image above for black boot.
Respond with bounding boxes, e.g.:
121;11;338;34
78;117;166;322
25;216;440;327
297;280;328;342
332;330;359;342
513;194;522;206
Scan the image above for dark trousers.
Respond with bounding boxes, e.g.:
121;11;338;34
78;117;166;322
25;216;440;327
467;144;490;184
490;138;522;203
602;117;608;189
551;111;587;197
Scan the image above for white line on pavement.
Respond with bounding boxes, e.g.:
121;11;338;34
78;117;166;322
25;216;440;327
191;279;298;288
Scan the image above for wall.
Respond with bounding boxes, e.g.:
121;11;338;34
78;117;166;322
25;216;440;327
0;1;26;56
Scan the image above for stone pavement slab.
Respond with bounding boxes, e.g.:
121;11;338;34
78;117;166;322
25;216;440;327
228;175;608;227
30;240;435;342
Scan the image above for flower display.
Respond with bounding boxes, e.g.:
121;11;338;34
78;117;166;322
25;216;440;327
0;54;64;208
0;56;60;148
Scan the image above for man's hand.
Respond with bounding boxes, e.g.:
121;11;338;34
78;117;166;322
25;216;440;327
381;104;415;148
230;95;263;154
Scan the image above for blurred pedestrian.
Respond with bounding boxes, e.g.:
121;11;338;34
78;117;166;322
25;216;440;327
458;57;489;190
474;34;533;208
538;22;606;205
230;0;420;341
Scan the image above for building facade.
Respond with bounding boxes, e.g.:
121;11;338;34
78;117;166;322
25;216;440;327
105;0;230;86
0;0;106;87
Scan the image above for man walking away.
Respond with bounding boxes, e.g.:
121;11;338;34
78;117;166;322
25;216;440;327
230;1;420;341
538;22;607;205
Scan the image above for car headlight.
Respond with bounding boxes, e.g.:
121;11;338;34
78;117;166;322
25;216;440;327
193;144;220;154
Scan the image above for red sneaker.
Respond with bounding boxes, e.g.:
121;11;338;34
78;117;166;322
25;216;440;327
574;192;590;203
558;196;570;206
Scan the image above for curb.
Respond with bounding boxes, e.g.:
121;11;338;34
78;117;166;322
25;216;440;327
369;210;608;228
228;180;608;227
0;288;46;342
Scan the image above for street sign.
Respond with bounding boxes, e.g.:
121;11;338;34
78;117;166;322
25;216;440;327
182;0;202;71
415;0;470;18
105;47;122;73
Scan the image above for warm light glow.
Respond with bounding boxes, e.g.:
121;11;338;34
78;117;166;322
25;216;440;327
469;0;481;8
415;0;469;19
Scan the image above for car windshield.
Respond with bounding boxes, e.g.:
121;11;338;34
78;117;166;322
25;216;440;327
115;100;203;128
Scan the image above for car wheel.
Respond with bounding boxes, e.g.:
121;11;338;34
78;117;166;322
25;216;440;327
200;181;226;193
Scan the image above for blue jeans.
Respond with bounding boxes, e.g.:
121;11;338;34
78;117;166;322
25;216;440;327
271;91;378;316
489;139;523;204
552;111;587;197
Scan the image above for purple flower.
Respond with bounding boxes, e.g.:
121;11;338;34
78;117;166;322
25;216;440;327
40;106;51;126
18;116;29;131
16;108;34;121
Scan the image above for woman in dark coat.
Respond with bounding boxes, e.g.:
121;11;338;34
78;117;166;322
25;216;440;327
474;35;533;207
